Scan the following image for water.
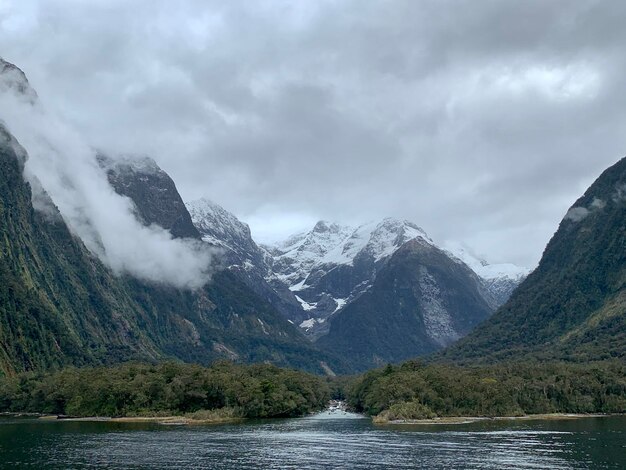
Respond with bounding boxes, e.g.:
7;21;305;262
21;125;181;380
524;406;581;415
1;412;625;469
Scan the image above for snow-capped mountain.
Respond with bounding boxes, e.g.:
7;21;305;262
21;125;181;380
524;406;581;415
187;198;267;269
267;221;354;288
443;241;531;308
183;197;529;349
186;198;304;322
265;218;529;338
264;218;439;337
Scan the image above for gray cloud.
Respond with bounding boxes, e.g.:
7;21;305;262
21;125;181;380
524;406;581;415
0;86;216;289
2;0;626;267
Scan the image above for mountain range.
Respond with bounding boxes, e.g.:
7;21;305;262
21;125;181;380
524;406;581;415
0;58;344;376
3;56;622;377
186;199;528;370
0;57;529;374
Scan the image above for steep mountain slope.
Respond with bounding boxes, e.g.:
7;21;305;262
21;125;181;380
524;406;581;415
265;218;527;339
317;239;493;371
187;198;266;265
186;198;304;323
98;154;201;240
440;157;626;363
95;157;345;374
443;242;530;308
0;58;343;376
0;125;161;375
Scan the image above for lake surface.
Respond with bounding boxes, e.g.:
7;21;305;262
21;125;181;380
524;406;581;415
1;412;625;469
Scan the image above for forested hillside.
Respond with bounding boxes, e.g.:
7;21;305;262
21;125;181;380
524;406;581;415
0;125;343;376
439;157;626;363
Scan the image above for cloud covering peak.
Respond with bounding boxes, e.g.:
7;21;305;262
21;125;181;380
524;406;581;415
2;1;626;266
0;65;215;290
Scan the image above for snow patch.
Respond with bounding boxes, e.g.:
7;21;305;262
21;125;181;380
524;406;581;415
256;318;269;335
443;241;530;281
295;295;317;311
333;298;347;313
299;317;325;331
289;278;308;292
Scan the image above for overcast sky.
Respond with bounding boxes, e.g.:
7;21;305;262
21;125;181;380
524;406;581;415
1;0;625;267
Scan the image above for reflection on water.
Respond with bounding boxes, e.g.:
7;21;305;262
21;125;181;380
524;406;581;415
1;412;625;469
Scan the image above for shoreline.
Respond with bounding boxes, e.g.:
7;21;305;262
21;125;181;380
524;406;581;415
6;404;339;426
6;410;618;427
375;413;616;425
36;414;245;426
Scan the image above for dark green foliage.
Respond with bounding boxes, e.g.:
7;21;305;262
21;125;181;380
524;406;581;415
0;126;343;376
348;360;626;419
440;157;626;363
0;130;161;376
122;271;348;375
0;361;331;419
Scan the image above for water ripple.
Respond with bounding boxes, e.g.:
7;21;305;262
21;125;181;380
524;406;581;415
1;414;624;469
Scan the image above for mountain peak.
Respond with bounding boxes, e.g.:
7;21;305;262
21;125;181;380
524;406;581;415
0;58;38;103
442;241;530;281
312;220;342;234
186;198;259;263
97;154;162;176
186;198;252;237
97;153;201;240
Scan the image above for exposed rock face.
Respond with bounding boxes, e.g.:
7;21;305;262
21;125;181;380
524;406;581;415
316;239;494;371
0;58;344;376
98;154;201;240
186;198;304;323
263;219;527;340
187;198;267;266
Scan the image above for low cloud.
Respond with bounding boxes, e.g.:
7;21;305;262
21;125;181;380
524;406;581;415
564;197;607;223
3;1;626;267
564;206;590;223
613;184;626;203
0;85;216;290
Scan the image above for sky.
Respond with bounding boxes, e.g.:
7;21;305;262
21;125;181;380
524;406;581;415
1;0;625;267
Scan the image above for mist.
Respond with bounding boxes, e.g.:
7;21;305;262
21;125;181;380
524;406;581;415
0;82;216;290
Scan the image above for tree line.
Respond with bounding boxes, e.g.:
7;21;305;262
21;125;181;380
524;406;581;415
0;361;330;419
2;359;625;422
347;360;626;421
